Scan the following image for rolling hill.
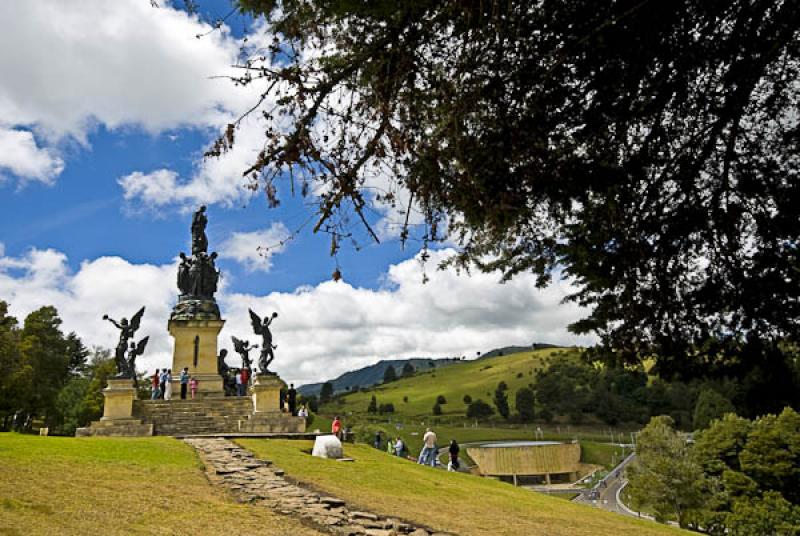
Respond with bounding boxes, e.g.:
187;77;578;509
297;357;462;396
319;346;581;418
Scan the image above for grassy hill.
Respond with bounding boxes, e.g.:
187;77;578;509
239;438;684;536
298;357;461;397
320;346;579;418
0;433;319;536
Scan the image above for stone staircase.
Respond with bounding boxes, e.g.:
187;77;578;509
132;398;306;436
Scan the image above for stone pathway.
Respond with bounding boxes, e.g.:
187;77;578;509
185;438;455;536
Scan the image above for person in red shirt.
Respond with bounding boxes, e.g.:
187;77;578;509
332;415;342;439
240;367;250;391
150;369;160;400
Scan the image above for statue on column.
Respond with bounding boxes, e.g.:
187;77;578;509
249;309;278;374
102;307;146;378
191;205;208;255
122;336;149;379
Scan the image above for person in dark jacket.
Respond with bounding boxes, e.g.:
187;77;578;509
448;439;460;472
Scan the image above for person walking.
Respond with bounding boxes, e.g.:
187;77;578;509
395;437;405;458
332;415;342;440
164;369;173;400
374;431;382;450
179;367;189;400
159;369;168;400
151;369;160;400
448;439;460;472
288;384;297;416
419;427;437;467
189;376;198;399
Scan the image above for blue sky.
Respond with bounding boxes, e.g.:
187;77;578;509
0;1;593;384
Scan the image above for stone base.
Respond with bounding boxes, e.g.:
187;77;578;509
189;373;225;398
76;418;153;437
102;378;137;420
168;318;225;397
249;374;285;413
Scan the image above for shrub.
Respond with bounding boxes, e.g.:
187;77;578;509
466;399;495;420
433;403;442;415
436;394;447;405
463;394;472;405
378;403;395;414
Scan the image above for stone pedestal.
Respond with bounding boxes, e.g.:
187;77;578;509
168;318;225;397
75;378;152;436
102;378;137;420
249;374;284;413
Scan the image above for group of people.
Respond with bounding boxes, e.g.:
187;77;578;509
373;427;461;472
151;367;198;400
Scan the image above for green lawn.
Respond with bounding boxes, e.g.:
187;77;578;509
238;438;685;536
0;433;320;536
321;347;577;418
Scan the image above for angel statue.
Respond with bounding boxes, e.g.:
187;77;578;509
231;336;257;371
103;307;145;377
121;336;149;379
249;309;278;374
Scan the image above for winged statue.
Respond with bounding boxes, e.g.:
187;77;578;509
249;309;278;374
103;306;145;377
231;336;258;371
121;336;149;379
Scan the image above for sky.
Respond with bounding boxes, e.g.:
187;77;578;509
0;0;595;386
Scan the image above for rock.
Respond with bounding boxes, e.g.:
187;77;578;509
408;531;429;536
312;434;344;459
364;529;395;536
321;496;346;507
351;511;379;521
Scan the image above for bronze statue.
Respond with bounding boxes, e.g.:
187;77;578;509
122;336;149;379
177;252;193;296
249;309;278;374
231;336;257;371
217;348;230;376
103;307;145;377
191;205;208;255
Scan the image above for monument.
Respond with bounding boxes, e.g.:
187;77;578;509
246;309;284;413
168;205;226;397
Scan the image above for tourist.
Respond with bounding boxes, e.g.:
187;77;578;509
298;405;308;418
332;415;342;440
159;369;168;399
448;439;460;472
288;383;297;415
179;367;189;399
164;369;173;400
235;369;243;396
151;369;160;400
374;431;382;450
395;437;405;458
387;436;395;455
189;376;198;399
419;427;437;467
241;367;250;396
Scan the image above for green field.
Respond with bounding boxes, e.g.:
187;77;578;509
238;438;684;536
0;433;320;536
320;347;577;418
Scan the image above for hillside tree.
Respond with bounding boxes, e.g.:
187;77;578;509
515;387;535;423
319;381;334;403
401;362;415;378
493;381;510;420
382;365;397;384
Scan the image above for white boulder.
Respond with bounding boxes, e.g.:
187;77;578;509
312;435;343;459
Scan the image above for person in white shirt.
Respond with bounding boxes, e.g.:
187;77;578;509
418;428;437;467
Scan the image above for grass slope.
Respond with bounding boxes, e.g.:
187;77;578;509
239;439;684;536
322;347;577;418
0;433;320;536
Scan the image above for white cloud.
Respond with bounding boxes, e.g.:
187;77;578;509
219;222;290;272
0;0;260;186
0;128;64;184
0;246;595;386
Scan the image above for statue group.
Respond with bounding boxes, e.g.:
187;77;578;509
177;206;220;301
103;307;149;379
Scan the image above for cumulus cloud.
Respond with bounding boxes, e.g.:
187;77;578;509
219;222;290;272
0;247;595;386
0;0;259;187
0;128;64;184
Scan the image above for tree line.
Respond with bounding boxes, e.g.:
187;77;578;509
0;301;114;435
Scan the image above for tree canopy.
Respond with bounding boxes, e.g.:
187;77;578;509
226;1;800;399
